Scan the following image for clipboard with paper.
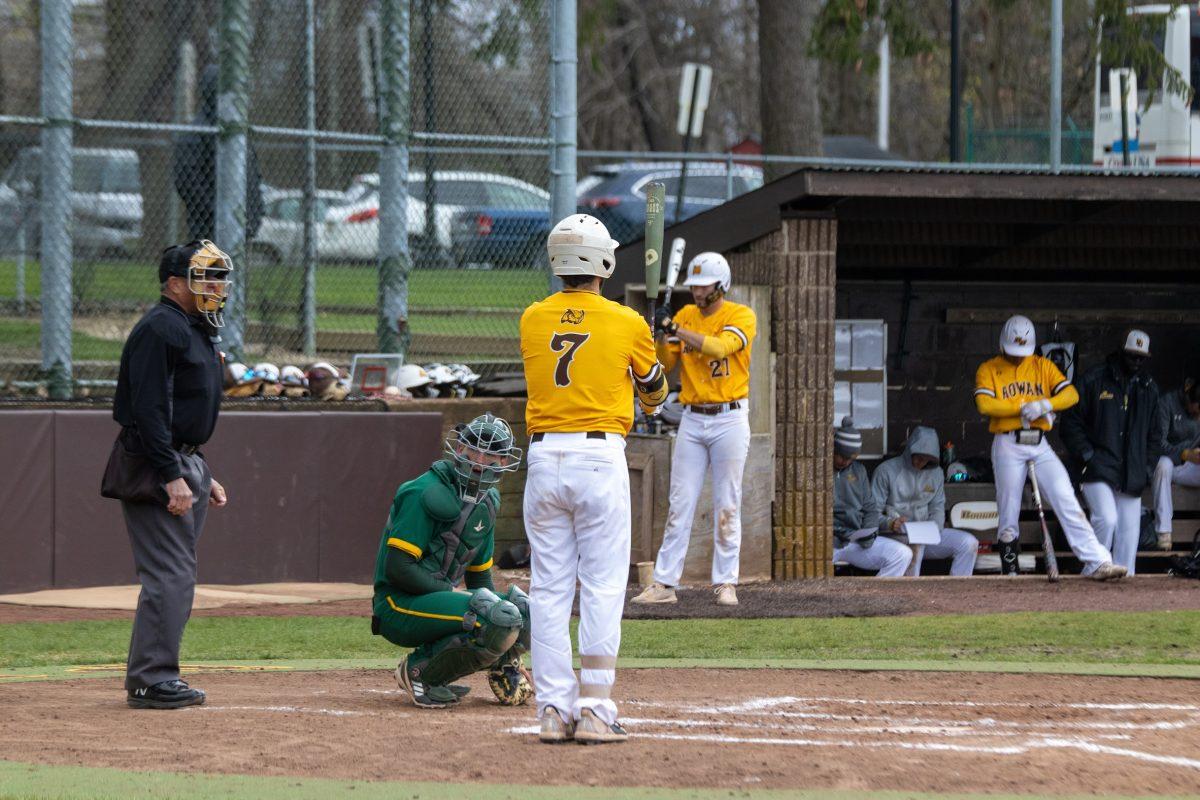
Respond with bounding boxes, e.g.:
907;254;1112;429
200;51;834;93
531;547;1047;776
886;520;941;545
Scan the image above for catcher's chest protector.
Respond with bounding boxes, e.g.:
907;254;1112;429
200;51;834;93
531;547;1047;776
424;493;498;585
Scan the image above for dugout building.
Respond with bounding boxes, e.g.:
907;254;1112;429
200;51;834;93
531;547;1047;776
612;165;1200;579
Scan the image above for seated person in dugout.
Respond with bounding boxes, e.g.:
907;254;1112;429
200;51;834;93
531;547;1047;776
371;413;532;709
870;425;979;576
1153;380;1200;550
832;417;913;576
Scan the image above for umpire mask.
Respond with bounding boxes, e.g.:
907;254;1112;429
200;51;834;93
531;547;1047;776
161;240;233;328
443;413;523;502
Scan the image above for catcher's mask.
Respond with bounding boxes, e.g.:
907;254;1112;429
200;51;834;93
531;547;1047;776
444;413;522;502
160;240;233;328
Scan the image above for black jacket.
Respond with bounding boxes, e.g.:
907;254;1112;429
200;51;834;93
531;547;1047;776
172;64;263;241
1060;352;1164;495
113;298;224;482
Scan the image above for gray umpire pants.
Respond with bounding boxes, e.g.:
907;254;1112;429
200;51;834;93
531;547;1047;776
121;452;211;691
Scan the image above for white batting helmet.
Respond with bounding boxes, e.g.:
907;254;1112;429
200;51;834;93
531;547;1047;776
395;364;433;391
682;252;732;292
547;214;619;279
1000;315;1036;357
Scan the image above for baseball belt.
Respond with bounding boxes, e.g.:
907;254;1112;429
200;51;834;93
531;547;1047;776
687;400;742;415
529;431;608;444
1008;429;1043;446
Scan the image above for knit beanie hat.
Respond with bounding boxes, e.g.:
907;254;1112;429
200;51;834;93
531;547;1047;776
834;416;862;456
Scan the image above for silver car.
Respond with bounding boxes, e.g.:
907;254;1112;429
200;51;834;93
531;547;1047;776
0;147;142;257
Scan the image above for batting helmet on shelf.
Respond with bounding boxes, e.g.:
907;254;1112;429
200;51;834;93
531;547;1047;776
546;214;619;279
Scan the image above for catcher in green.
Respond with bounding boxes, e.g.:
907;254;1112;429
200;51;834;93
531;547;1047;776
371;413;532;709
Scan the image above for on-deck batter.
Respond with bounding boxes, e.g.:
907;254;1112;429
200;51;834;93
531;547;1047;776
973;314;1125;581
633;252;757;607
520;214;667;745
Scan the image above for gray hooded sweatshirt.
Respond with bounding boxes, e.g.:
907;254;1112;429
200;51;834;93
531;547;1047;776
870;426;945;531
833;459;880;543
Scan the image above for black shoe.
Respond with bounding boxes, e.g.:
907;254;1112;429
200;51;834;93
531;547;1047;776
127;679;207;709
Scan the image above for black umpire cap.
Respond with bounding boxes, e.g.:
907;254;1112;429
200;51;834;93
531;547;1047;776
159;240;230;283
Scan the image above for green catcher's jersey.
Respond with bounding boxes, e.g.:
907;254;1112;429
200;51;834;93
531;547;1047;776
373;460;498;595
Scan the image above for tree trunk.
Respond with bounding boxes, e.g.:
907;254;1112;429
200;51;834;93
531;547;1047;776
758;0;823;180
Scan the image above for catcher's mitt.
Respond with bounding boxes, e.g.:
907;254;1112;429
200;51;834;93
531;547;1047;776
487;664;534;706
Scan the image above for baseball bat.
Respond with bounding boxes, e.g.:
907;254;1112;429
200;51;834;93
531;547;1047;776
1027;461;1060;583
643;182;666;325
664;237;686;307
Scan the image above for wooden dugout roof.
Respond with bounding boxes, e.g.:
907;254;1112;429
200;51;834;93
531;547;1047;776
611;167;1200;289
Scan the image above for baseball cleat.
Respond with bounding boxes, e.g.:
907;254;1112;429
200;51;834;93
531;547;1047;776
395;657;459;709
574;708;628;744
127;679;206;710
631;582;676;604
714;583;738;606
539;706;575;743
1157;533;1173;551
1089;562;1128;581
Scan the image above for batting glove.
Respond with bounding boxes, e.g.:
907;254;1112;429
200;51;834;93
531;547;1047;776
1020;398;1053;424
653;305;678;336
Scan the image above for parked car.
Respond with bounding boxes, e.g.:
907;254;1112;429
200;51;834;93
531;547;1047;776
449;206;551;270
0;147;142;257
250;189;355;263
576;161;763;243
326;171;550;265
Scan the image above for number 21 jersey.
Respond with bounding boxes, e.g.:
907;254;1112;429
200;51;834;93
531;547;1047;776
520;289;661;435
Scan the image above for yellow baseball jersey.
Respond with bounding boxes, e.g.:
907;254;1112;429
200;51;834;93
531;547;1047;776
973;354;1077;433
659;301;756;405
520;289;661;435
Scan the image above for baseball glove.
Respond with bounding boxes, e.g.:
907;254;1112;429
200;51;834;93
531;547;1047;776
487;664;534;706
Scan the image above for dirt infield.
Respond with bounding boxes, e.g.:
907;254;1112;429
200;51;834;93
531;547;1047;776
3;575;1199;624
1;667;1198;795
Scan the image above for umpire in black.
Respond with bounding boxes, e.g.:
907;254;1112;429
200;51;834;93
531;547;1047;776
107;240;232;709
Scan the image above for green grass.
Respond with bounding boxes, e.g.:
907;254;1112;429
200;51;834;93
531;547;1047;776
5;762;1186;800
3;611;1199;671
0;318;126;360
0;259;545;313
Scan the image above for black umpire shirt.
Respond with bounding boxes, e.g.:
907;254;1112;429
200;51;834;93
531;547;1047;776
113;297;223;483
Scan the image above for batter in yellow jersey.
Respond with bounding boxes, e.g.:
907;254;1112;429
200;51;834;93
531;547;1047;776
520;214;666;745
520;288;662;435
633;252;755;609
972;314;1123;581
656;300;756;406
974;353;1076;433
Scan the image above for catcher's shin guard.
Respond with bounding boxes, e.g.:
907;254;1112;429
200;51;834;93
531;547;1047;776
406;589;523;687
504;584;531;653
997;538;1021;576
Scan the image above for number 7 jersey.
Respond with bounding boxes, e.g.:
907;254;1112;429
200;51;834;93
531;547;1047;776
520;289;663;435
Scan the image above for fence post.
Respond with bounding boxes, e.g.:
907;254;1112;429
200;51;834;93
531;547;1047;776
1049;0;1063;171
301;0;318;357
216;0;252;359
40;0;73;399
378;0;412;356
548;0;576;293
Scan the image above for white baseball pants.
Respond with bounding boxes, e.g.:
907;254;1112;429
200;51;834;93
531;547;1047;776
523;432;630;726
653;405;751;587
1080;482;1139;574
833;534;913;577
1153;456;1200;535
991;433;1111;576
908;528;979;576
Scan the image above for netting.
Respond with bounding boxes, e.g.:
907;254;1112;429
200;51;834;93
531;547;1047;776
0;0;552;395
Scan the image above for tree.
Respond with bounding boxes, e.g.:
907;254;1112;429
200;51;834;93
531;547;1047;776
758;0;824;179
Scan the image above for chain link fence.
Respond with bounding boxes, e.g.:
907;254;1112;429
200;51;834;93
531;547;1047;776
0;0;554;396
